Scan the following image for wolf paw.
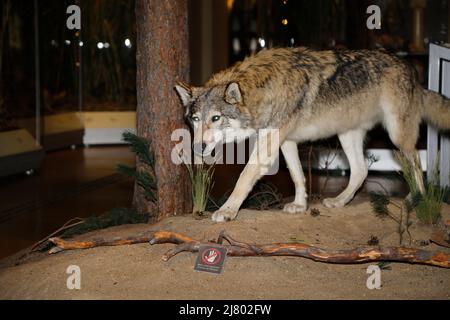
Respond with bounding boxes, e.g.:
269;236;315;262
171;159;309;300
211;209;237;222
282;202;307;214
322;197;347;208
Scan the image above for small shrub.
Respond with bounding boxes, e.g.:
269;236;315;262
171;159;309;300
369;191;412;245
414;184;447;224
395;151;447;225
61;208;148;238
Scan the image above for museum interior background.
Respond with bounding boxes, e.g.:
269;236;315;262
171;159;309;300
1;0;449;259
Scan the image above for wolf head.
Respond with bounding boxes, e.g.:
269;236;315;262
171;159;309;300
175;82;254;156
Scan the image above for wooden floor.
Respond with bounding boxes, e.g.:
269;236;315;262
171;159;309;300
0;146;135;259
0;146;408;259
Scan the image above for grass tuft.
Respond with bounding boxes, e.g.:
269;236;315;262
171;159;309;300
395;151;447;225
185;162;215;216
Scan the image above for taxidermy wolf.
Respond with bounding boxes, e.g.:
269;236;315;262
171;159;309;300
175;47;450;222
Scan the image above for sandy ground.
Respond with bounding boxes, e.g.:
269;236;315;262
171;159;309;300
0;197;449;300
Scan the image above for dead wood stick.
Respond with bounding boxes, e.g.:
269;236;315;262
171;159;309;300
48;230;450;268
48;230;195;251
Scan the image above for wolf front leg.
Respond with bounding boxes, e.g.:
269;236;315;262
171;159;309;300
280;140;307;213
212;130;283;222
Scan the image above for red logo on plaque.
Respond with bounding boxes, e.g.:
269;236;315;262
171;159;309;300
201;248;222;265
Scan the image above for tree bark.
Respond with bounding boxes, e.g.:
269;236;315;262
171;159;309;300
134;0;191;219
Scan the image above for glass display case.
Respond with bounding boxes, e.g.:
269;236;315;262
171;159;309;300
0;0;44;177
79;0;137;145
0;0;137;177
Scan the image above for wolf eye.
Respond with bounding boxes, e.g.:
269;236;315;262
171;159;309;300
211;115;221;122
191;116;200;122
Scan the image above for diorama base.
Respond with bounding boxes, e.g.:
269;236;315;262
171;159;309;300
0;129;44;177
16;111;136;149
17;113;84;151
1;197;449;299
82;111;135;145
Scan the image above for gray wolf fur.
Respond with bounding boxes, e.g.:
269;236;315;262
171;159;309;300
175;47;450;222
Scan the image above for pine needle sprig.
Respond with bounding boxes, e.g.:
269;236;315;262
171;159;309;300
369;191;390;217
122;131;154;167
118;132;157;204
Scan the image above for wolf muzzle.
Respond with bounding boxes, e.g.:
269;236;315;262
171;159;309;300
193;143;208;156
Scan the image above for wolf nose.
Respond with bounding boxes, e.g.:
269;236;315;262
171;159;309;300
193;143;207;155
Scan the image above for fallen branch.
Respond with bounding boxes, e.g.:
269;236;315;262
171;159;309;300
48;230;450;268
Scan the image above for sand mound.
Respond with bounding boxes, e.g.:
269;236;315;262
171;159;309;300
0;198;449;299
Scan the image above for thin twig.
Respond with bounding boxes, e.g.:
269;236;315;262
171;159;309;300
29;218;85;252
365;179;391;196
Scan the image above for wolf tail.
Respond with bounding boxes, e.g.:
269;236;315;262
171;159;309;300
422;89;450;130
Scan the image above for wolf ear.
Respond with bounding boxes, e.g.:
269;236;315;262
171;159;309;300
174;82;193;107
224;82;242;105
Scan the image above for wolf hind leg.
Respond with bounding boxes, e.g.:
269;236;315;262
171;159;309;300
323;129;368;208
383;105;425;194
280;140;307;214
400;150;425;195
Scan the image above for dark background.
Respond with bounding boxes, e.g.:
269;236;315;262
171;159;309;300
1;0;449;127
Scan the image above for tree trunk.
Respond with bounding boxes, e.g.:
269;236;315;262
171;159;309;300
135;0;191;220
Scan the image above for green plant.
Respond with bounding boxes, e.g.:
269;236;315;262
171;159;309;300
369;151;449;244
395;151;447;225
369;191;412;245
31;207;148;253
117;131;157;203
185;162;215;216
414;184;447;225
61;207;148;238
